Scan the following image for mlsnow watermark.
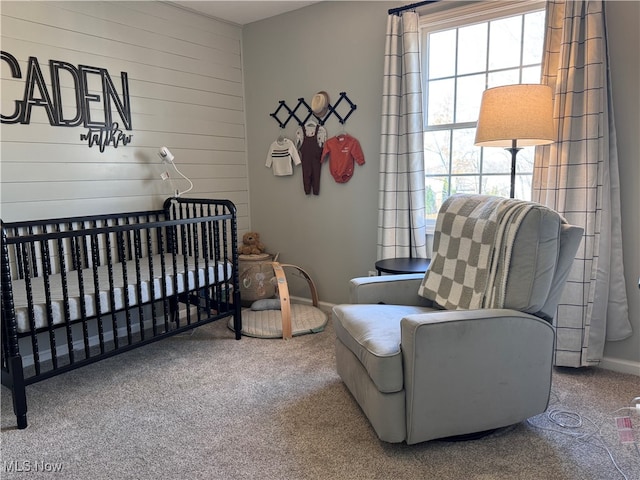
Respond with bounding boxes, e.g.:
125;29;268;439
3;460;64;473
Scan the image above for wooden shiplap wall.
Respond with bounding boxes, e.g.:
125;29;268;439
0;1;248;229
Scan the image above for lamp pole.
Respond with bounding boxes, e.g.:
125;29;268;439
506;139;522;199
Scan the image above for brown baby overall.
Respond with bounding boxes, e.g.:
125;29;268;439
299;124;323;195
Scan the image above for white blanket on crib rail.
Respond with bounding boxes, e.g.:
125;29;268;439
11;254;232;333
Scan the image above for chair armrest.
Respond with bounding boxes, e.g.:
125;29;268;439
400;309;554;444
401;309;554;378
349;274;433;306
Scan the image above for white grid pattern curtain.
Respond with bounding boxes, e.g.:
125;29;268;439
533;0;632;367
378;12;427;260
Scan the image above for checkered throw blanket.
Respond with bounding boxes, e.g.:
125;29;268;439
418;194;535;310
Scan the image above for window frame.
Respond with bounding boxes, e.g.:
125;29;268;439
419;0;547;232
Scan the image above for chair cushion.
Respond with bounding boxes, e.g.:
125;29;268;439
534;224;584;321
333;304;433;393
503;205;561;313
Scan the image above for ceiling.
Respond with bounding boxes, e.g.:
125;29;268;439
170;1;321;26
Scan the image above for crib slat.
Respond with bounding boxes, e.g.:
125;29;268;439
193;221;202;324
73;228;91;358
120;216;132;263
90;231;106;355
146;223;159;337
105;229;119;350
187;211;194;258
56;226;75;366
116;231;133;345
222;207;231;312
170;229;179;327
27;226;38;278
207;206;217;307
151;213;167;334
179;218;190;326
213;205;224;310
80;223;90;269
40;234;59;370
155;226;169;333
68;222;79;272
214;206;224;308
22;245;42;375
12;227;25;280
133;229;145;341
200;221;212;316
169;227;180;328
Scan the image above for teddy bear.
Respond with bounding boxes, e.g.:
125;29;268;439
240;231;266;255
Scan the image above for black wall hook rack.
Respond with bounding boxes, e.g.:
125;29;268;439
270;92;357;128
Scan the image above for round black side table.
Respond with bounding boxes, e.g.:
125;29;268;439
374;257;431;275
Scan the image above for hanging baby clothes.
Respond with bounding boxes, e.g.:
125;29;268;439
321;133;365;183
296;122;327;195
265;137;301;176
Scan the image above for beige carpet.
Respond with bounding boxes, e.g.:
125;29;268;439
1;317;639;480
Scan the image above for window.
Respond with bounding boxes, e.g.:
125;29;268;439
420;2;546;224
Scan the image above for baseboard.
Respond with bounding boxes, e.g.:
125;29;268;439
290;295;335;314
598;357;640;376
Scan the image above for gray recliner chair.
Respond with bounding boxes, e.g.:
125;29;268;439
333;195;583;444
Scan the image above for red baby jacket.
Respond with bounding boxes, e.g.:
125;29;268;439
321;134;365;183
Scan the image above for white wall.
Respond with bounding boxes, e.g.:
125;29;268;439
0;1;249;229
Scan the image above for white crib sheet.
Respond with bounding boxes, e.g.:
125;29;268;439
11;254;232;333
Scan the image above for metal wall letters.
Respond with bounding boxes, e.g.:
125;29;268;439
1;51;133;152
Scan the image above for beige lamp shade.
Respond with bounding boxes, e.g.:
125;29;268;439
474;84;555;147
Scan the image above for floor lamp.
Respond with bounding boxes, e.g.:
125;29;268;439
474;84;555;198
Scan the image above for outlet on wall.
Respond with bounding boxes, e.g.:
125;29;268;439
368;270;377;277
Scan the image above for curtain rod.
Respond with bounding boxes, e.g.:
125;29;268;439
388;0;439;16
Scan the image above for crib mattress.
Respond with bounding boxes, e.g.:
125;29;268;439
10;254;232;333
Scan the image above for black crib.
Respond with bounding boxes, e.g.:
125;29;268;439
1;197;242;429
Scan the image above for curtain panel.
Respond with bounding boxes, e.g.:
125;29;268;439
533;0;632;367
378;12;427;260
